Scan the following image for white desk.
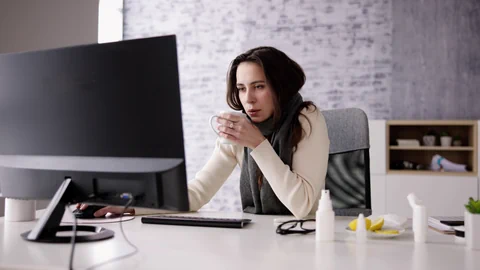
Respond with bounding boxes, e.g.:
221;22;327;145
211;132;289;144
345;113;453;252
0;211;479;270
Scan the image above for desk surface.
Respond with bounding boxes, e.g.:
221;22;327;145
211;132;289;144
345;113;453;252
0;211;479;270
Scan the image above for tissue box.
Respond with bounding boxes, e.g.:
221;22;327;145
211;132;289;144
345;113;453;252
396;139;420;146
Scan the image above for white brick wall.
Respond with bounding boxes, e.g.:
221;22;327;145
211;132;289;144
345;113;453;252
124;0;393;211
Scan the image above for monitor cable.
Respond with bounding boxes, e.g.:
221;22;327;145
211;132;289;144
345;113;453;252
65;203;77;270
67;193;139;270
65;188;106;269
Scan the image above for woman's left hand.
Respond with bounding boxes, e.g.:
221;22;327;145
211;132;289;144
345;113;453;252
216;112;265;149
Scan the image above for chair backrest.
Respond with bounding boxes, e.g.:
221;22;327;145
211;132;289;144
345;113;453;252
322;108;372;216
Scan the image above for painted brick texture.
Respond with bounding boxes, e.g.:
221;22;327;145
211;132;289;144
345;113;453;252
123;0;393;211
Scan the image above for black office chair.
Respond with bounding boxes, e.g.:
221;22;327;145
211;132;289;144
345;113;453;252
322;108;372;216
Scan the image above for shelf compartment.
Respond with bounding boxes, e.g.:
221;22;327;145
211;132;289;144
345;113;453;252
388;125;474;147
389;146;474;151
387;120;477;126
387;170;477;177
386;120;478;175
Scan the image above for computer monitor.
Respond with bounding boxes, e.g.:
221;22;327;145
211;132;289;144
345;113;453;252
0;35;189;242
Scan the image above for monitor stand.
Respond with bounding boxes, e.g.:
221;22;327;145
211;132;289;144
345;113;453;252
21;178;114;243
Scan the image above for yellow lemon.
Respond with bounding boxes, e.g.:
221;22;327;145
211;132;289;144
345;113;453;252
369;217;384;231
374;229;399;235
348;218;371;231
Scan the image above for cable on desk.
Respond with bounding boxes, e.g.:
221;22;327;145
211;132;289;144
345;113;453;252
66;203;77;270
85;194;139;270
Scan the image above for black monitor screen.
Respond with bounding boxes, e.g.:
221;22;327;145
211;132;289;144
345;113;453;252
0;35;184;159
0;36;189;244
0;35;189;242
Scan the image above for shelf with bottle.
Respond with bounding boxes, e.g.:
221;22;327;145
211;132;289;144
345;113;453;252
386;120;478;176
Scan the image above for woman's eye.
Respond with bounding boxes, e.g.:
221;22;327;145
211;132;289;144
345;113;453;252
237;87;246;92
255;85;264;89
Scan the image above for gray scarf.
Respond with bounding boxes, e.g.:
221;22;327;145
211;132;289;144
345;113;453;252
240;93;304;215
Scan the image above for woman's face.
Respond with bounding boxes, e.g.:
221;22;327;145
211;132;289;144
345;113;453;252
236;62;275;123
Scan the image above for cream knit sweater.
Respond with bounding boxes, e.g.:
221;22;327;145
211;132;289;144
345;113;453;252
136;108;330;219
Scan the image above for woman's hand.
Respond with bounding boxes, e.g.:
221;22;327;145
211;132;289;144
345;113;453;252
76;203;135;217
216;112;266;149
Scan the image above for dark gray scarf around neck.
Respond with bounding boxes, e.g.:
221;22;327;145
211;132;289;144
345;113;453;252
240;93;304;215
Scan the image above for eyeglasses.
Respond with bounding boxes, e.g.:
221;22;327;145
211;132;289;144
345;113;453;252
276;219;316;235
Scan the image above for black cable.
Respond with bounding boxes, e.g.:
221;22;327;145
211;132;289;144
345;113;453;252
85;194;138;270
65;203;77;270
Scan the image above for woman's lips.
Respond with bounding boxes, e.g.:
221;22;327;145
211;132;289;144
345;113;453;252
248;109;260;116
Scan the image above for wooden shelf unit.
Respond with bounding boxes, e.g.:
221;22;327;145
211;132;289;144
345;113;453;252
387;170;477;177
390;146;474;151
386;120;478;176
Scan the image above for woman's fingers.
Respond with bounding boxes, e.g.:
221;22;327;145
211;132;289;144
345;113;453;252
215;113;261;148
93;206;111;217
218;125;240;137
93;206;135;217
216;117;235;127
219;131;238;142
218;112;242;122
217;116;248;131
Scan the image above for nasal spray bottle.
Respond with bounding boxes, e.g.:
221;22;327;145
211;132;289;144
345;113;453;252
407;193;427;243
356;213;367;243
316;190;335;241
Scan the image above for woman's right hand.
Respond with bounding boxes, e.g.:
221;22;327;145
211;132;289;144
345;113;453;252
76;203;88;211
75;203;135;217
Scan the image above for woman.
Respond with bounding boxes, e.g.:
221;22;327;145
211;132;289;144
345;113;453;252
83;46;330;219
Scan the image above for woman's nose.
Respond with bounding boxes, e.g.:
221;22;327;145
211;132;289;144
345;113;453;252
246;88;256;103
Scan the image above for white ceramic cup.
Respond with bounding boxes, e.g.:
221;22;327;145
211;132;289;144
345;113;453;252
5;198;36;222
209;111;247;144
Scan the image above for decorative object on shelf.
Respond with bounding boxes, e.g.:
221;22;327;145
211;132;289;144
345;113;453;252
422;130;437;146
391;160;426;170
396;139;420;147
440;131;452;147
430;154;469;172
464;197;480;250
453;135;462;146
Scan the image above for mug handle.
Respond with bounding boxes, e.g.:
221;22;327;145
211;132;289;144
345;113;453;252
209;115;220;136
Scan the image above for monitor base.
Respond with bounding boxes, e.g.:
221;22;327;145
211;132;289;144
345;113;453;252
19;178;116;243
21;225;114;243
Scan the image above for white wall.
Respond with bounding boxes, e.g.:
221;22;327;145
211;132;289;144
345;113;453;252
0;0;99;53
369;120;386;216
124;0;393;212
0;0;99;216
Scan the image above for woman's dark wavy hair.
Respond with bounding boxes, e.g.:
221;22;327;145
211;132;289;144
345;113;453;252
226;46;316;151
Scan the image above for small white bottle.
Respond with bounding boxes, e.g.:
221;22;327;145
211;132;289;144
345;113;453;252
407;193;427;243
316;189;335;241
356;213;367;243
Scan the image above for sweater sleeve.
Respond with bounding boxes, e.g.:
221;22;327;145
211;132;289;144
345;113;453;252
249;108;330;219
186;139;240;211
135;138;240;215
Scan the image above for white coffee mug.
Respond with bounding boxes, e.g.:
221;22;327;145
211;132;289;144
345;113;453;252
209;111;247;144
